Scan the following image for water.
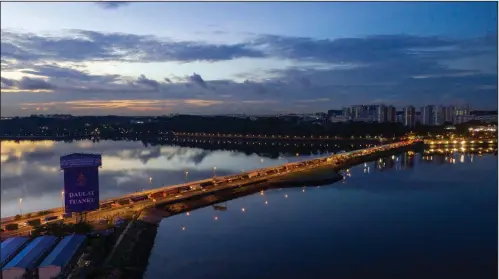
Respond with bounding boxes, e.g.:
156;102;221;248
1;140;497;278
145;152;498;279
0;140;324;217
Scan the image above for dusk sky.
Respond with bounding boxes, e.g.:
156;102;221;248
1;2;497;116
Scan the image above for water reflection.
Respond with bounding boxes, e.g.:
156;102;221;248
1;140;496;219
0;140;343;217
145;151;497;279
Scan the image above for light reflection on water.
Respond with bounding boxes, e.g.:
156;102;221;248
146;152;497;279
1;140;325;217
1;140;497;277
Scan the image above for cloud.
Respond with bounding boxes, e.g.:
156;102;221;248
1;30;265;63
2;77;55;91
95;2;129;9
188;73;208;89
1;30;497;114
136;75;160;90
21;64;121;83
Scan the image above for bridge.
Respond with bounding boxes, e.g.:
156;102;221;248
0;140;420;237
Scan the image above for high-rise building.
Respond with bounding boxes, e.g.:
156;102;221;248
431;105;444;126
386;106;396;122
444;106;455;123
376;105;387;123
366;105;378;122
455;104;470;116
421;105;433;125
404;106;416;127
341;107;352;120
351;105;366;121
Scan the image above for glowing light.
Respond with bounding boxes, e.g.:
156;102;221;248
284;194;288;198
186;212;190;216
182;226;186;231
265;201;268;205
241;208;246;212
214;216;218;221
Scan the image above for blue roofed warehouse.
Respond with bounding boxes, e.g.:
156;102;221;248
38;234;86;279
0;237;29;268
1;236;58;279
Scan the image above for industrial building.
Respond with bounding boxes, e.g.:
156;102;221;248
0;237;30;268
38;234;86;279
1;236;58;279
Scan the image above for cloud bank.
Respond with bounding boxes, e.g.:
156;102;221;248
1;29;497;116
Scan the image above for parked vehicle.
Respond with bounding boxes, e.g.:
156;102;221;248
117;199;130;205
130;195;148;202
5;223;19;231
44;216;58;222
63;212;72;218
100;202;114;209
27;219;41;226
200;181;214;188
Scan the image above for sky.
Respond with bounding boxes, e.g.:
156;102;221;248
1;2;497;116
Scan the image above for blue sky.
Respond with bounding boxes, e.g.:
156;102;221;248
1;2;497;116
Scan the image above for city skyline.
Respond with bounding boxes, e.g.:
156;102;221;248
1;2;498;116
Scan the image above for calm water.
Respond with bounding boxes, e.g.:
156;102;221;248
1;140;497;278
145;152;498;279
0;140;326;217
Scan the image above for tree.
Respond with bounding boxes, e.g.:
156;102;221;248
14;214;21;221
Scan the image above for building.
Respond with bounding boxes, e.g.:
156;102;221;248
455;104;470;117
2;236;58;279
376;105;387;123
351;105;366;121
329;115;350;123
365;105;378;122
38;235;87;279
403;106;416;127
421;105;433;125
471;110;498;123
341;107;352;120
444;106;455;123
0;237;29;268
431;105;445;126
386;106;396;122
455;115;475;124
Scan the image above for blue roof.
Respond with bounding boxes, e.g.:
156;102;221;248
2;236;57;270
1;237;29;267
39;234;86;268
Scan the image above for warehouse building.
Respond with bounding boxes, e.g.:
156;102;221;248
1;236;58;279
0;237;30;268
38;234;87;279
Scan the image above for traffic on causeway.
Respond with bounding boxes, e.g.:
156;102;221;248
0;139;421;239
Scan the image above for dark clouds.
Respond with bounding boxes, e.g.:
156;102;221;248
137;75;160;90
1;29;497;113
2;77;55;90
188;73;209;89
95;2;130;9
1;30;265;63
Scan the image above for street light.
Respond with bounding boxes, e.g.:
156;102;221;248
61;191;64;209
19;198;23;216
213;167;217;177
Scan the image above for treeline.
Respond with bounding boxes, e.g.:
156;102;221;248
0;115;488;139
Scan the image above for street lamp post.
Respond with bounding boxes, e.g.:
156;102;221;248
213;167;217;177
19;198;23;216
61;191;64;209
